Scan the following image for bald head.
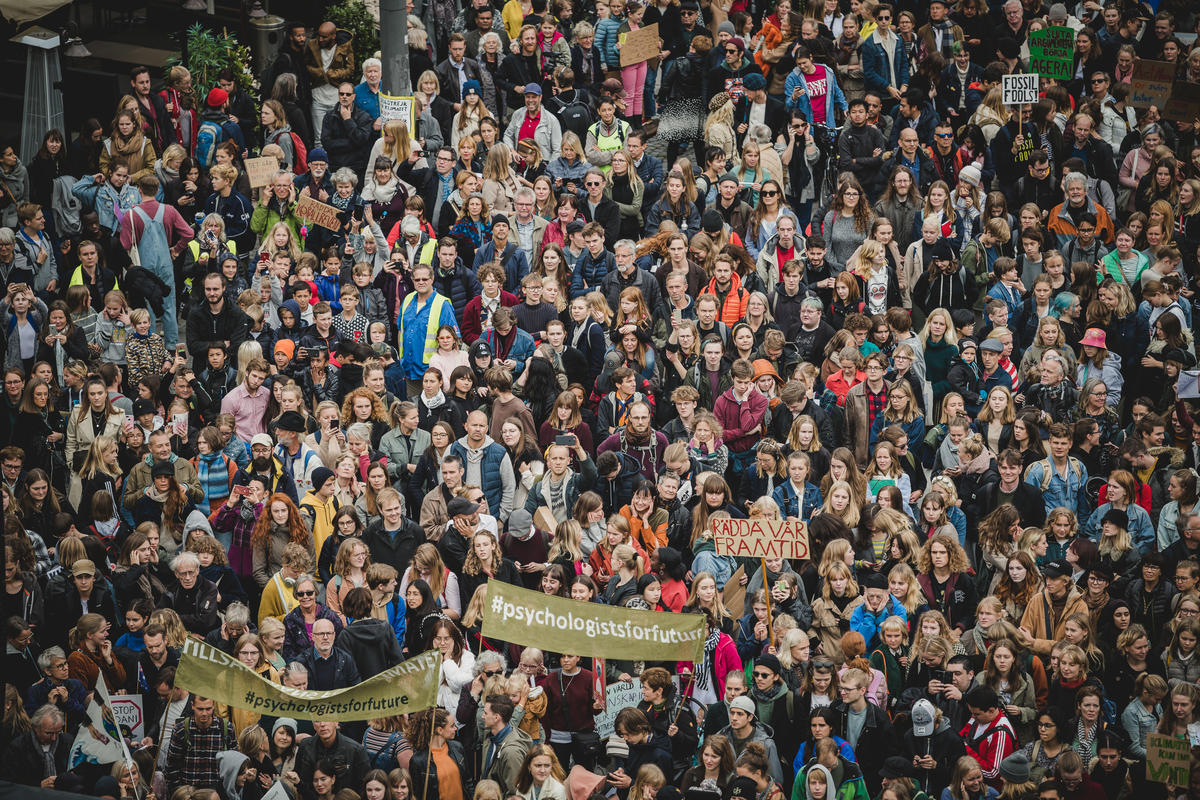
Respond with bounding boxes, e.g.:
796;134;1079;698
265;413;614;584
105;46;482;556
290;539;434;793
467;410;489;443
312;618;336;653
317;22;336;47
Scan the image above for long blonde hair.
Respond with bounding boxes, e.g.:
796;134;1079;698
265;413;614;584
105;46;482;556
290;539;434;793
381;119;413;163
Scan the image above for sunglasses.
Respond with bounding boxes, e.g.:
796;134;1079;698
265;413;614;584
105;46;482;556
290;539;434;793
935;132;953;138
812;659;835;669
483;669;503;677
752;671;773;678
296;590;316;597
725;48;740;54
585;181;602;187
761;190;779;197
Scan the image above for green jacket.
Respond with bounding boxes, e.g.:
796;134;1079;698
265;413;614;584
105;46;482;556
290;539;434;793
250;199;306;245
792;757;870;800
1097;248;1150;286
959;237;993;313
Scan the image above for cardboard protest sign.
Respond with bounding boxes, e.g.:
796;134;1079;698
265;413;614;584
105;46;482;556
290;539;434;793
1177;371;1200;400
1130;61;1176;109
110;694;144;739
1002;73;1039;106
175;639;441;721
619;23;659;66
244;156;278;189
295;194;343;231
711;517;811;560
1165;81;1200;122
483;581;706;662
379;93;417;130
594;679;643;738
1145;732;1190;785
1028;27;1073;80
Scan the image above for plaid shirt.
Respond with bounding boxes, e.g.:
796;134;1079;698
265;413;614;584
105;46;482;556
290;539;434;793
165;715;237;794
865;384;889;430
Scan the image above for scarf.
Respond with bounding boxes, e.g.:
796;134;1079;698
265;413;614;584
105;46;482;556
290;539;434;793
111;129;146;157
423;390;446;410
693;627;722;695
195;451;231;515
1083;590;1109;628
934;19;954;57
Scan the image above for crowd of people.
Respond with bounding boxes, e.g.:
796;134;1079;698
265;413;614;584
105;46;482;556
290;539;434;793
3;0;1200;799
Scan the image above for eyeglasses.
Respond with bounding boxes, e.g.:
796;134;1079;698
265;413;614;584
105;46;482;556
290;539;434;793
1090;78;1107;84
296;590;316;597
812;659;834;669
1037;720;1055;728
239;649;261;656
436;155;454;162
49;661;68;671
877;15;891;20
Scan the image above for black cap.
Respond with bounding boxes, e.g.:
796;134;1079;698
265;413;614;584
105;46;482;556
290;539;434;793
862;572;888;590
447;496;480;517
151;460;175;479
725;776;758;800
491;213;509;228
930;239;955;261
132;399;156;418
702;209;724;233
880;757;914;780
958;336;978;352
1043;559;1071;579
276;411;307;432
1102;508;1129;530
566;219;585;234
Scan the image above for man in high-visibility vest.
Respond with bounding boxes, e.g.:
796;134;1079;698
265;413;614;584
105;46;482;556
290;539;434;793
396;259;460;398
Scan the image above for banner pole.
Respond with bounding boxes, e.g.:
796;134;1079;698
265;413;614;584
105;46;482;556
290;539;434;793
761;557;775;649
422;707;437;800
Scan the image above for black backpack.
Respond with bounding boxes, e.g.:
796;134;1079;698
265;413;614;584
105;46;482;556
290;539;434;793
559;98;594;143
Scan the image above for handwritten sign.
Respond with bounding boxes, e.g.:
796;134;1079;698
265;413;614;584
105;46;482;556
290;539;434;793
1002;73;1039;106
1130;61;1176;109
295;194;343;231
619;23;660;67
379;93;417;131
1165;81;1200;123
244;156;278;189
110;694;144;740
711;518;810;560
1146;732;1191;785
593;679;642;738
1028;27;1073;80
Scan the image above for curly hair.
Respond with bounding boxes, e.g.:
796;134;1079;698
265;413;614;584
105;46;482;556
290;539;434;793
250;493;310;549
340;387;388;427
917;532;971;574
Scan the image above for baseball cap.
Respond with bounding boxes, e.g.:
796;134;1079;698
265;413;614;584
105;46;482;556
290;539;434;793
250;433;274;450
911;699;936;736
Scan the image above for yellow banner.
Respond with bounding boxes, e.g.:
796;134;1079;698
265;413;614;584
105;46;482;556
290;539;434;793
481;581;706;662
174;639;441;721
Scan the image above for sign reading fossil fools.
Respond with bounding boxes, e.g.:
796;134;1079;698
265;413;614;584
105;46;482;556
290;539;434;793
175;638;441;721
711;517;811;560
1002;73;1039;106
482;581;706;662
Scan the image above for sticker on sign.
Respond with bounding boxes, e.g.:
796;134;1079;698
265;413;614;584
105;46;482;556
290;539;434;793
1002;73;1039;106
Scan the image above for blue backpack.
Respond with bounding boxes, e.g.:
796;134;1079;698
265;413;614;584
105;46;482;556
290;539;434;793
195;120;225;168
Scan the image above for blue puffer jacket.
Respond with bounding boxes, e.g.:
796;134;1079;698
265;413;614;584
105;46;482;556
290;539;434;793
449;438;509;518
570;248;616;298
595;15;624;68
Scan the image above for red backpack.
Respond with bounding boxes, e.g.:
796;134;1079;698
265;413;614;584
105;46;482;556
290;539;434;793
290;131;308;175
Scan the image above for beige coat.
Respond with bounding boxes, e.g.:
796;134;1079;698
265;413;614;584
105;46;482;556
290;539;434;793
810;594;864;664
65;409;127;506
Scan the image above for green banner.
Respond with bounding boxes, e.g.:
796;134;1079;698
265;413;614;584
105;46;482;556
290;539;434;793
174;639;441;721
481;581;706;663
1028;27;1073;81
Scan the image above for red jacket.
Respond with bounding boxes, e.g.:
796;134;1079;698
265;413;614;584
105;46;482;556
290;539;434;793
460;291;519;343
713;387;769;453
677;631;741;699
960;713;1017;787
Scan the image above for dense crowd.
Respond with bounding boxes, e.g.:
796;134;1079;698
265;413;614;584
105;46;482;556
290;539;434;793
3;0;1200;799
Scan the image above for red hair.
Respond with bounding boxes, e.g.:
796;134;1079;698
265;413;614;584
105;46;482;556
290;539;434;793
250;493;310;548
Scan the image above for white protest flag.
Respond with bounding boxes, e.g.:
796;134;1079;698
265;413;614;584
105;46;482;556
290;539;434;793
69;677;127;768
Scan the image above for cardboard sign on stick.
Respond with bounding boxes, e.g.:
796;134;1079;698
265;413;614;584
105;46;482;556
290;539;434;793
620;23;660;66
296;194;343;231
1002;73;1039;106
711;518;810;560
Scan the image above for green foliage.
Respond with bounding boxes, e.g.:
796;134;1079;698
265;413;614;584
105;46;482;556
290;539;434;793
326;0;379;71
165;24;259;95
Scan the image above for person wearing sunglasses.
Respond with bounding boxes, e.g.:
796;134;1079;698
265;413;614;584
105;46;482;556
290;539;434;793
859;3;909;110
704;35;759;109
281;572;344;664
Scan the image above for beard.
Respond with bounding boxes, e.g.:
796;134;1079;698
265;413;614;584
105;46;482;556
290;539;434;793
252;456;272;472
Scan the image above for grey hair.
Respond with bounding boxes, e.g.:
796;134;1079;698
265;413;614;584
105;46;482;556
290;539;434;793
1063;172;1088;191
480;31;501;48
614;239;637;256
347;422;373;443
37;646;66;673
31;704;64;729
202;213;226;235
224;602;251;628
294;573;317;593
473;650;507;676
331;167;358;187
171;551;200;573
0;228;13;245
282;661;309;681
801;296;823;311
515;187;536;204
363;57;382;71
1042;352;1067;372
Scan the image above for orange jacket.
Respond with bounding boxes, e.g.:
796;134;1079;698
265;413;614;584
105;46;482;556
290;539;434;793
702;271;750;327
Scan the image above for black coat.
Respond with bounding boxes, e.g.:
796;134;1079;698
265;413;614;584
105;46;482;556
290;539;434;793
973;480;1046;528
2;729;71;786
185;300;251;371
322;104;375;176
296;645;363;690
334;617;403;679
362;517;426;574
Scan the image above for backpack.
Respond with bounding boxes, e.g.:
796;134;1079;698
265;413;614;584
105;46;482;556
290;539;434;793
290;131;308;175
1027;456;1084;493
559;99;594;142
195;120;225;169
51;175;82;236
